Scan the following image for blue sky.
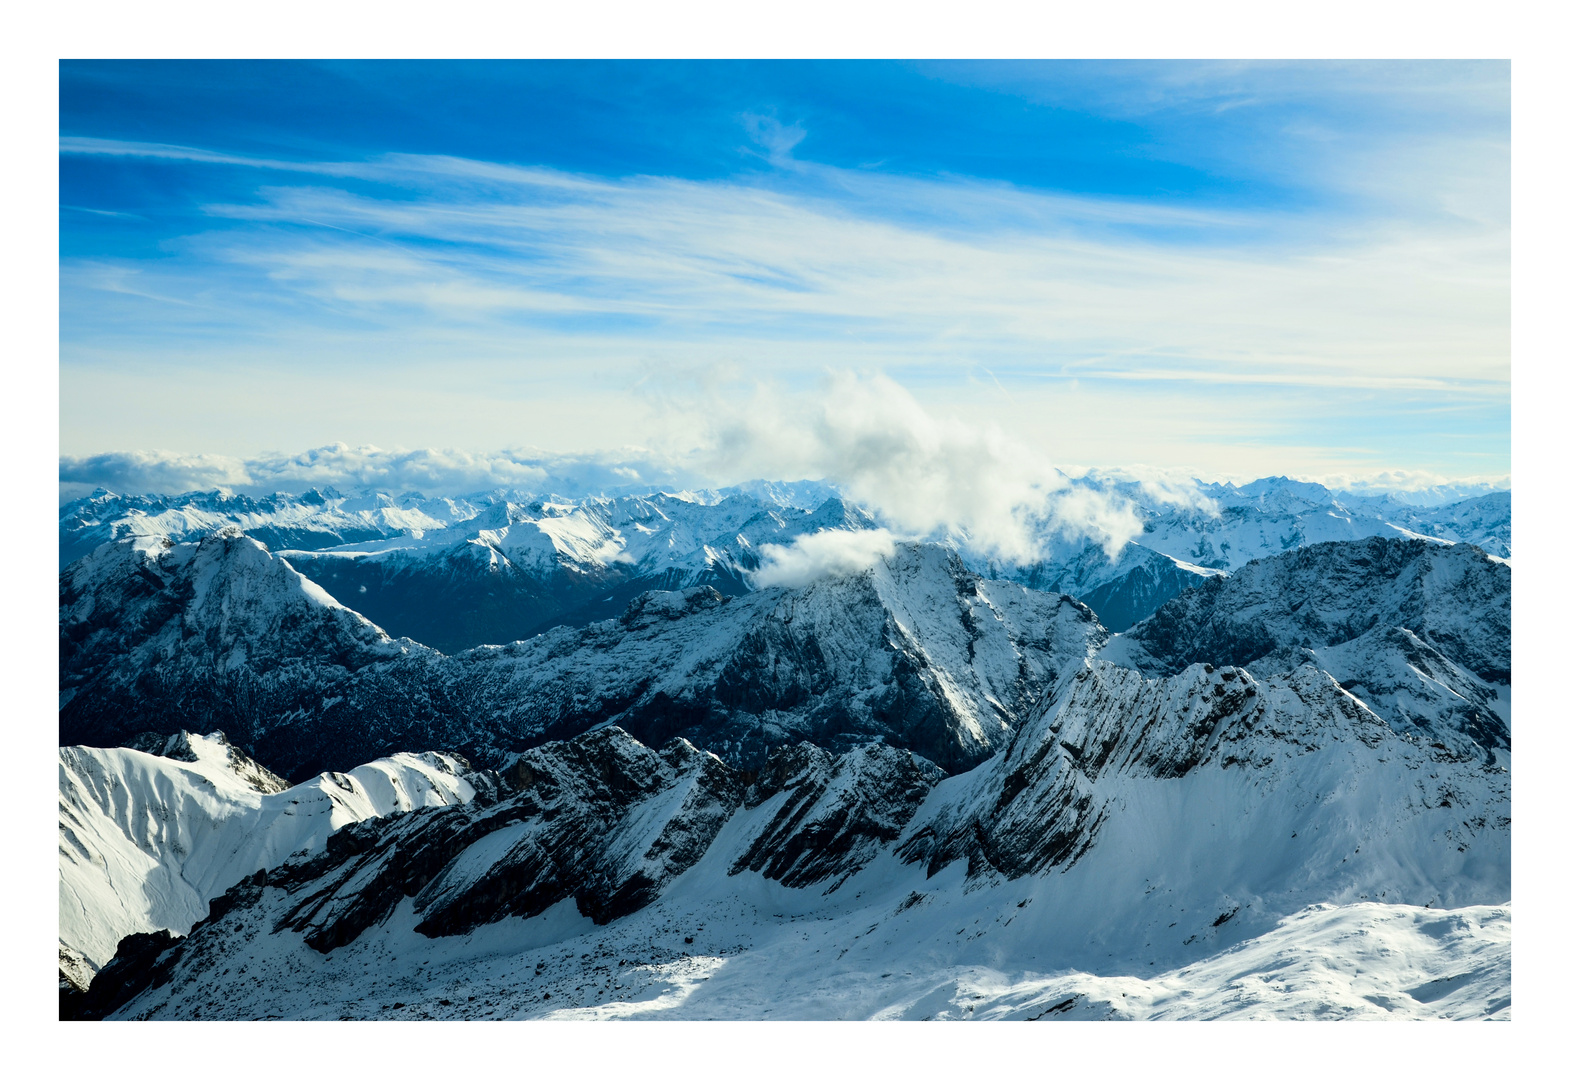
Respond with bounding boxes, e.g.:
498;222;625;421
59;60;1510;488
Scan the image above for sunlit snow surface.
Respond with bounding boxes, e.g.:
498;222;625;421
58;477;1511;1021
100;883;1508;1020
59;734;477;975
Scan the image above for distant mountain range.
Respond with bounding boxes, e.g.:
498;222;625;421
60;475;1510;643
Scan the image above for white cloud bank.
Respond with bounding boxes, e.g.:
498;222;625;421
59;133;1507;482
57;444;702;503
751;528;898;589
685;371;1146;565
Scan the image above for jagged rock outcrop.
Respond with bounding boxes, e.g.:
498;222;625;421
130;726;944;960
998;542;1220;633
120;729;292;794
62;929;184;1021
58;486;467;570
271;728;736;949
1099;536;1510;757
68;675;1509;1020
62;478;1510;641
897;660;1424;879
730;742;945;890
280;493;875;652
56;512;1514;1021
59;530;416;754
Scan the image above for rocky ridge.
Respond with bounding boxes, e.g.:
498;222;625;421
60;534;1103;778
60;476;1511;643
1099;536;1510;758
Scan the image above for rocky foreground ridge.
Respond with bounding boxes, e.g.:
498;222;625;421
64;641;1508;1018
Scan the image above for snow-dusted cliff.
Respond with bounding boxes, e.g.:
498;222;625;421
1099;536;1510;759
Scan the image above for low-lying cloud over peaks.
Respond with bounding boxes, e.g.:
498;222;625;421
751;529;898;590
57;373;1186;566
58;450;257;498
690;371;1146;564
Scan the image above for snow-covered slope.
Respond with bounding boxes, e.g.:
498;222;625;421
60;532;1508;783
972;478;1510;632
57;476;1512;1021
59;731;484;983
59;528;412;699
68;635;1508;1020
1092;476;1511;566
60;537;1103;778
990;542;1223;633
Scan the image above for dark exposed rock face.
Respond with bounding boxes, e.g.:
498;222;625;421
60;535;1103;780
267;727;745;949
61;929;183;1021
119;729;293;794
59;530;413;774
1106;537;1510;757
283;538;632;656
898;663;1274;878
70;656;1510;1019
1002;542;1214;633
1072;557;1204;634
84;726;943;975
276;492;862;653
895;657;1497;883
731;742;945;890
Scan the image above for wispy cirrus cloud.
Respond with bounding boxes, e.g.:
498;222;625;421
60;135;1507;392
58;65;1509;484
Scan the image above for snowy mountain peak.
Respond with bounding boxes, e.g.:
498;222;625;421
1098;536;1509;760
121;730;292;795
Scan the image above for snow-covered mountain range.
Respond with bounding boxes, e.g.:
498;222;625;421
61;532;1103;777
57;472;1511;1021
